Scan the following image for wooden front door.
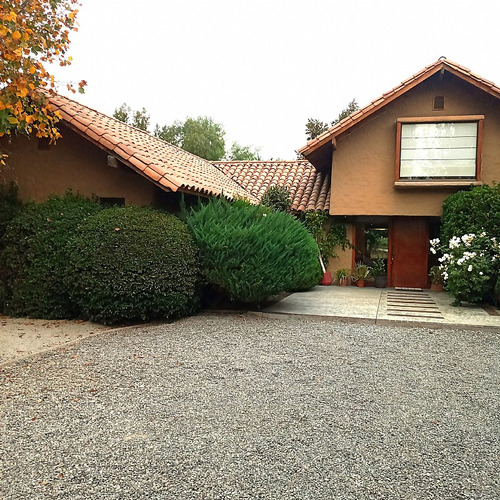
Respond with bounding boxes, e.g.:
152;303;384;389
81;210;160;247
389;217;429;288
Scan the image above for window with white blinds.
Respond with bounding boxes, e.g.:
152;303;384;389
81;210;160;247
400;122;478;178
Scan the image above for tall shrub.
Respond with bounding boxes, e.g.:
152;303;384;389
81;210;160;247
66;206;199;324
441;184;500;243
1;193;101;318
187;198;321;303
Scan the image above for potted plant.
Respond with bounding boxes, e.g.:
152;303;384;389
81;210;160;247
371;259;387;288
336;268;350;286
429;265;445;291
351;262;371;287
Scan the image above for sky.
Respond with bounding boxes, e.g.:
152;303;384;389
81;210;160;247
51;0;500;160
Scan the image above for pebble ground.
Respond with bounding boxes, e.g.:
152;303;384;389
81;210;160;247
1;313;499;499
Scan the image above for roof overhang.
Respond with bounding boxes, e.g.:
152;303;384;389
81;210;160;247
298;59;500;171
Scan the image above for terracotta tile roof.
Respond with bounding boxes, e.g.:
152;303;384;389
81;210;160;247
214;160;330;212
47;93;257;202
298;58;500;169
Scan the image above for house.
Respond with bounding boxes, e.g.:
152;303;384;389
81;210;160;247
0;93;256;209
2;58;500;289
298;58;500;288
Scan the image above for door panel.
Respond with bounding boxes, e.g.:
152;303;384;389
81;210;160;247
389;217;429;288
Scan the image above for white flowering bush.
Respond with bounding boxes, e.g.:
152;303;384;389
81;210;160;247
430;232;500;306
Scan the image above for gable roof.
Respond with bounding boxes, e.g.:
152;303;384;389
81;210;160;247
298;58;500;170
214;160;330;212
48;93;257;202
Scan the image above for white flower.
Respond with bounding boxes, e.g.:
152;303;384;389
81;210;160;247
479;272;484;275
468;265;473;272
449;236;461;249
430;247;436;255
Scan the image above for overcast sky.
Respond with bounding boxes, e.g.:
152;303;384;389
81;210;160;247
51;0;500;160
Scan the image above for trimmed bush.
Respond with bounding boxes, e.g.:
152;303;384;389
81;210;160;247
187;198;321;303
66;206;199;324
441;184;500;243
1;193;101;318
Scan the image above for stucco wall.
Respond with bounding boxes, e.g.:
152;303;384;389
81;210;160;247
0;124;162;205
326;222;354;274
330;72;500;216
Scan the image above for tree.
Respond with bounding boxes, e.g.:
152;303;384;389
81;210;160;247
154;116;226;161
305;118;329;141
0;0;85;164
226;141;261;161
113;103;150;131
305;99;360;141
332;98;359;125
113;103;131;124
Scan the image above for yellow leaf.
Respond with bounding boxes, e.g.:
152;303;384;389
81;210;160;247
29;66;36;74
11;31;21;41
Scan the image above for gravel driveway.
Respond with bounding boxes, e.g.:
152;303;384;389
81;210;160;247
2;314;499;499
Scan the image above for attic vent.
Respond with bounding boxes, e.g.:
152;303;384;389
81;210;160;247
433;96;445;110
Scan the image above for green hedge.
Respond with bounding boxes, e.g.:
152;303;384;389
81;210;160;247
1;193;101;318
66;206;200;324
187;198;321;303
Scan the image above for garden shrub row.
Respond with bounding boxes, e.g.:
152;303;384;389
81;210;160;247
0;194;200;324
0;191;322;323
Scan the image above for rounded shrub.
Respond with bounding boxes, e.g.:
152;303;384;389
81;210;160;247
1;193;101;318
66;206;199;325
187;198;321;303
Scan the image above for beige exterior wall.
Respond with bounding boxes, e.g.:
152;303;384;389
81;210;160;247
0;124;162;205
330;72;500;216
326;223;354;275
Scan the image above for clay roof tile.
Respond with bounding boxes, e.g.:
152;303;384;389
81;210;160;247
48;93;255;202
213;160;330;212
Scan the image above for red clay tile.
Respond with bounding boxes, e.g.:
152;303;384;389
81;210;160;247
47;93;256;202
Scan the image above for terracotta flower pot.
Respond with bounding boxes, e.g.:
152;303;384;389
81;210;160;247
430;283;444;292
356;280;365;287
320;271;332;286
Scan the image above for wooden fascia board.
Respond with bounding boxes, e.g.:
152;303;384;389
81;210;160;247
299;64;444;156
441;66;500;101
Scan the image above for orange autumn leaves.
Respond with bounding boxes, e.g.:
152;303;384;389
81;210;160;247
0;0;85;163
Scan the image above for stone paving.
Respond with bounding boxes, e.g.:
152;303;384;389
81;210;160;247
264;286;500;330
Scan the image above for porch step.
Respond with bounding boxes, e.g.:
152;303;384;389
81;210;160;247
384;290;444;320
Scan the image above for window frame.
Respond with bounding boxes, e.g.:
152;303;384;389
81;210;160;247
394;115;484;187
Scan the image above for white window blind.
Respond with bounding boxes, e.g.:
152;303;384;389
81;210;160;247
400;122;477;178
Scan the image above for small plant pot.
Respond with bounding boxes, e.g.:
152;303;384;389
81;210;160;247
339;277;348;286
430;283;444;292
320;271;332;286
374;276;387;288
356;280;365;287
